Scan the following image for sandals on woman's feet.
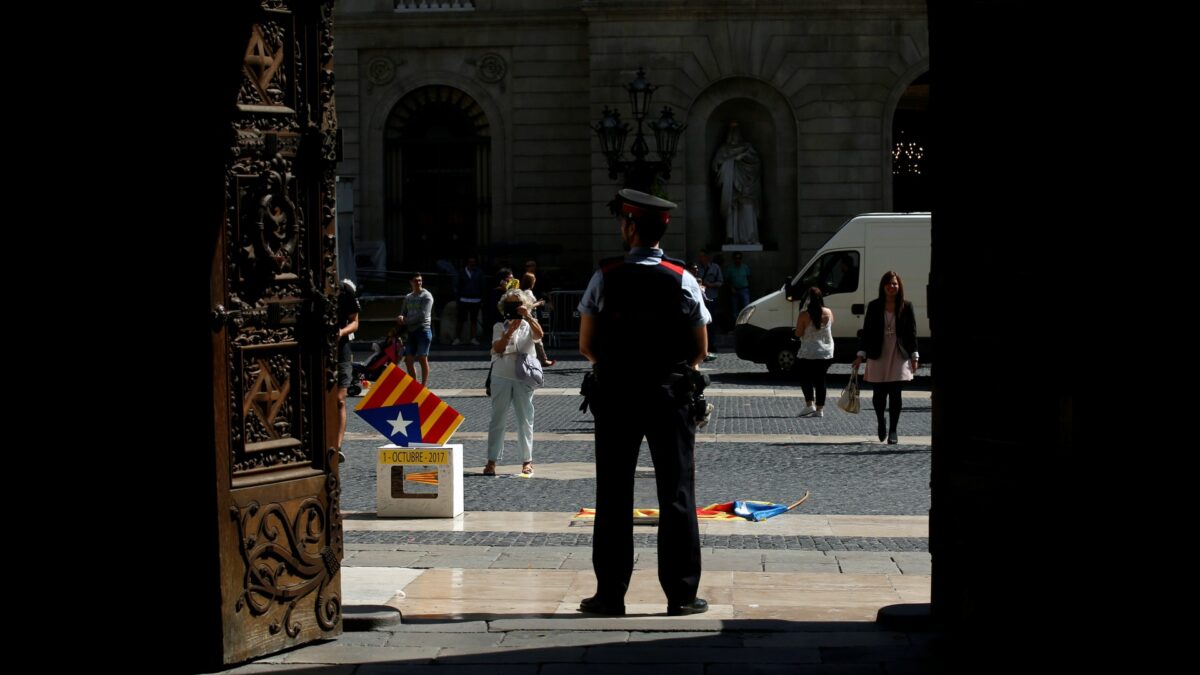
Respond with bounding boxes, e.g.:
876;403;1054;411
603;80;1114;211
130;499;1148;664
483;461;497;476
521;462;534;476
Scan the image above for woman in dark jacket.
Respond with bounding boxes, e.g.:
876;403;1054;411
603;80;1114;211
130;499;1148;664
851;271;919;444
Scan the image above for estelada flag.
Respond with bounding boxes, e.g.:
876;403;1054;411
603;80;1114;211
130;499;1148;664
354;363;464;447
572;492;810;522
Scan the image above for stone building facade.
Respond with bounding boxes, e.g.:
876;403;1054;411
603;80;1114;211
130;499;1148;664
333;0;928;300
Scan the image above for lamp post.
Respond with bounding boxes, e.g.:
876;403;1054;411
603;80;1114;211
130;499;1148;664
593;67;686;193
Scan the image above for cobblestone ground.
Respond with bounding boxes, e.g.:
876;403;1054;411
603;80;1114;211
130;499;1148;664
350;347;926;391
339;350;931;518
344;530;929;551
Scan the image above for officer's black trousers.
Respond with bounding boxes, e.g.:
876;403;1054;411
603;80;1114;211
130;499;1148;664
591;382;701;606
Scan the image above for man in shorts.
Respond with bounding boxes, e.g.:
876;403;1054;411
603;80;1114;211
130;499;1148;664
398;273;434;386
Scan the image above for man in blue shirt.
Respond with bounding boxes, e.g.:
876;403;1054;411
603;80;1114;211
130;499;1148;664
453;256;485;346
725;251;752;318
576;188;711;617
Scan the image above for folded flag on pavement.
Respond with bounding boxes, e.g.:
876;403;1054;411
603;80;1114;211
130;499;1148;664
699;497;809;521
574;492;809;522
354;363;464;447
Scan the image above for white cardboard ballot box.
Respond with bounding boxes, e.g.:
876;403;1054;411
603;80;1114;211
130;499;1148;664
375;444;463;518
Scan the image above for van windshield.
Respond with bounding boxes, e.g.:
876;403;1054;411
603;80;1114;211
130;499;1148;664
799;251;860;296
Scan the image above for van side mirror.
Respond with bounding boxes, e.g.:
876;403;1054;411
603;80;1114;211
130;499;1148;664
783;278;797;301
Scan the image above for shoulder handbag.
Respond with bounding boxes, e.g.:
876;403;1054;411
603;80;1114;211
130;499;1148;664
515;352;544;388
836;366;861;414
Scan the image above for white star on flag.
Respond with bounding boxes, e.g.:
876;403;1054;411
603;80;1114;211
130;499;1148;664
388;410;414;438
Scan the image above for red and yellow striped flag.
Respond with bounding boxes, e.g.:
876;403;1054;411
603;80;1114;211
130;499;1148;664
354;363;464;447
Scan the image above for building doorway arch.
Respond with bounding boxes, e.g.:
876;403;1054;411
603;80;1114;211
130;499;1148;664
384;85;491;270
891;72;930;212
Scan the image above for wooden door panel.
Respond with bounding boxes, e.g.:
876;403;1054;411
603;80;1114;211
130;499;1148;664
210;0;342;664
222;476;342;663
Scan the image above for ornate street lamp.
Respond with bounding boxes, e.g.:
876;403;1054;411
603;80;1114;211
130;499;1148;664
593;67;686;193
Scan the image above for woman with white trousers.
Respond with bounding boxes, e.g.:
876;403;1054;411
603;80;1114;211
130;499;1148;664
484;289;543;476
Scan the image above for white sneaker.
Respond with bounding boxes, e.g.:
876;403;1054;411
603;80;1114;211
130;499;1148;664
811;409;824;418
799;405;816;417
451;338;462;346
470;338;481;346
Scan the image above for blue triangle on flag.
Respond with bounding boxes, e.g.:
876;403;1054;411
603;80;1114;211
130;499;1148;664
357;403;424;447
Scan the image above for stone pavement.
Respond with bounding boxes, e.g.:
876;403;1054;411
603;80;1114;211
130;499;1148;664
213;351;940;672
219;513;935;673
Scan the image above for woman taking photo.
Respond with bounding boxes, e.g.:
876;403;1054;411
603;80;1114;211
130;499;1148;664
484;289;543;477
852;271;919;444
794;287;834;417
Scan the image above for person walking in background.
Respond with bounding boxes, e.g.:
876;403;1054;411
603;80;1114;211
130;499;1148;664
577;188;711;618
726;251;752;319
524;259;544;291
519;272;555;367
397;273;434;386
696;249;722;361
794;287;834;418
453;256;484;346
484;267;514;330
335;279;360;463
483;288;543;477
852;271;919;444
525;258;556;317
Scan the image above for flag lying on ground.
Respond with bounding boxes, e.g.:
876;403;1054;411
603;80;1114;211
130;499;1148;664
354;363;464;447
573;492;810;522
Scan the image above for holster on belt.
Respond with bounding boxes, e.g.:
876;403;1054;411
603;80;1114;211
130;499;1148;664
579;367;598;413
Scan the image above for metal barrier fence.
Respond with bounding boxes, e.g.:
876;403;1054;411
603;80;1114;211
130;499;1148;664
544;290;584;348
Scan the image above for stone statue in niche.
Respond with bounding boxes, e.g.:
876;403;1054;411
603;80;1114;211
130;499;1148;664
712;121;761;245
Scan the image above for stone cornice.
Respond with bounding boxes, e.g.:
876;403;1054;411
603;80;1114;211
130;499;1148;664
335;0;927;27
582;0;927;17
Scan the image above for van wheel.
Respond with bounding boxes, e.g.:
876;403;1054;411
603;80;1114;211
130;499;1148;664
766;346;798;375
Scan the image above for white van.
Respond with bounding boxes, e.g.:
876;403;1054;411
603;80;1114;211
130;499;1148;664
734;213;930;373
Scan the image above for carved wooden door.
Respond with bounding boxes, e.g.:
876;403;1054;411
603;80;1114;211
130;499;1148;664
211;0;343;664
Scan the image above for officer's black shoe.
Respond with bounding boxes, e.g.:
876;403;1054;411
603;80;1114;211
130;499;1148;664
579;596;625;616
666;598;709;616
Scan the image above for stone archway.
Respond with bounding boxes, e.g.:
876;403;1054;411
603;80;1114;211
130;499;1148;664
882;61;930;212
891;72;930;212
383;85;492;270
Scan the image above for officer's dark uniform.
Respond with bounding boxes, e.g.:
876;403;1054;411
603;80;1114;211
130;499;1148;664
577;189;710;615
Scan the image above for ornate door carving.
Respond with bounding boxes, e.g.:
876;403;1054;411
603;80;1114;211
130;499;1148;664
212;0;343;663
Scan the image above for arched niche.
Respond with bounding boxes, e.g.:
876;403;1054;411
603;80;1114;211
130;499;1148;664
684;77;797;293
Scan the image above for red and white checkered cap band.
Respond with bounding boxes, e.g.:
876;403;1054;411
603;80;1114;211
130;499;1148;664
620;202;671;226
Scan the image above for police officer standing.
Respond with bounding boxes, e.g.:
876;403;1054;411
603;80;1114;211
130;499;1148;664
576;189;711;617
